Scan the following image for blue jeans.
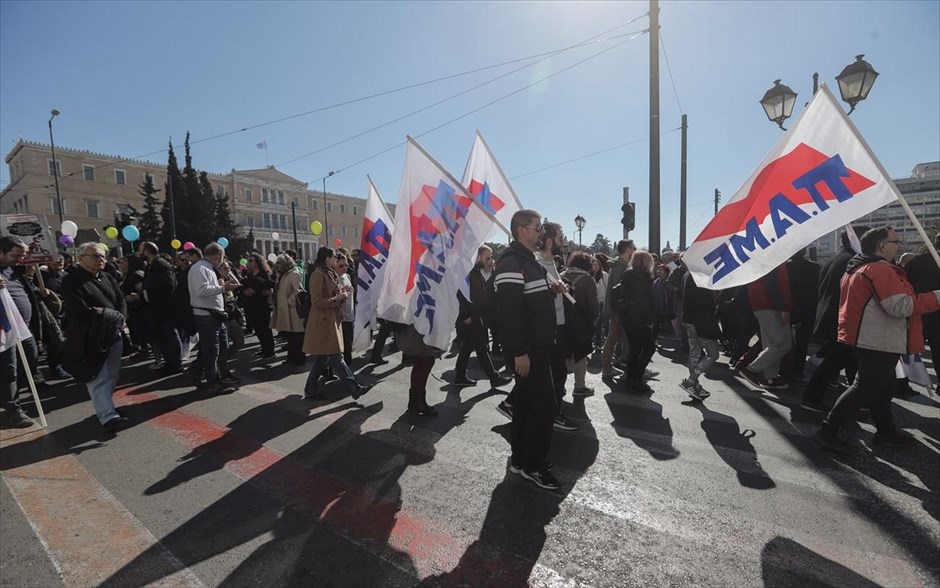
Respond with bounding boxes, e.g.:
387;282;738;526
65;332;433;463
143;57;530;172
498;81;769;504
304;354;359;395
151;312;182;369
86;339;123;424
193;314;229;386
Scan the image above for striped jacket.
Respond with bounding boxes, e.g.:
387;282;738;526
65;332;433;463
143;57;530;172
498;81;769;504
493;241;557;358
837;255;940;354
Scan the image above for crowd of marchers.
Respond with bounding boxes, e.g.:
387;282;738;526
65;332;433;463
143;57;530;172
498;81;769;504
1;213;938;490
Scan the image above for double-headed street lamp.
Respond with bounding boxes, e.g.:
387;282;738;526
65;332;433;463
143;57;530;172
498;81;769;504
48;108;63;224
574;214;586;248
760;54;879;130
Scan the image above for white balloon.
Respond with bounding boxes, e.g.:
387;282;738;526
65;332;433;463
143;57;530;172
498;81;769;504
61;220;78;237
271;232;280;241
267;253;277;263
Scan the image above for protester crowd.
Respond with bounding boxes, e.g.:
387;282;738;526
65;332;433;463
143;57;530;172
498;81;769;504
1;215;938;490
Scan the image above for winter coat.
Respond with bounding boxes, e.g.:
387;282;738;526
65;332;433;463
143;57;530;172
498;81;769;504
904;251;940;340
813;247;855;340
837;255;940;354
605;257;629;318
302;266;345;355
142;256;177;318
619;269;656;329
786;255;820;325
747;265;791;312
562;266;598;361
494;240;556;357
270;268;304;333
60;268;126;382
681;272;721;340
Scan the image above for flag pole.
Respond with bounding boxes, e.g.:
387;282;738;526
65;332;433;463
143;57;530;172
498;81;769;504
16;340;47;428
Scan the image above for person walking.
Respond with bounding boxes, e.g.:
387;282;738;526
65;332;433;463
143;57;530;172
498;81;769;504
601;240;636;376
302;247;371;401
61;243;130;432
618;251;657;393
680;270;721;401
189;242;240;393
562;251;598;397
739;264;792;391
271;254;306;367
239;253;276;359
815;227;940;455
139;242;183;374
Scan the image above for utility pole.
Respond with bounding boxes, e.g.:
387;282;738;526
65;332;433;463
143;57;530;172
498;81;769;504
714;189;722;216
291;201;299;255
648;0;661;254
679;113;688;250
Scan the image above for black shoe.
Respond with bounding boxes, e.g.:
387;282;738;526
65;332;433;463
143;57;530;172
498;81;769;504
220;375;240;387
207;384;236;394
453;377;477;388
490;375;513;388
258;351;276;359
303;391;327;400
872;428;918;448
521;469;560;490
369;357;389;365
5;409;33;428
102;415;130;433
408;401;438;417
496;400;513;420
553;413;578;431
800;400;830;413
739;368;763;389
49;367;71;380
814;427;864;455
352;384;373;400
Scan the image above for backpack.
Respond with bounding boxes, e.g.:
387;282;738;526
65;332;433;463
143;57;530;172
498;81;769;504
296;289;311;320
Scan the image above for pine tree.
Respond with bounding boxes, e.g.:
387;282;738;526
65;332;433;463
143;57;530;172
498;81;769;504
129;174;162;243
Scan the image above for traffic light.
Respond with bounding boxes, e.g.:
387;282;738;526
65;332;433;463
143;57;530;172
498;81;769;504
621;202;635;231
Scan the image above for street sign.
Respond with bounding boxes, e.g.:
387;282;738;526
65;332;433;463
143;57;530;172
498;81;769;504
1;214;57;264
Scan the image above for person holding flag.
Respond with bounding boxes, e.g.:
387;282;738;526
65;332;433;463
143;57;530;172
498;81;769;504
1;236;35;428
815;227;940;455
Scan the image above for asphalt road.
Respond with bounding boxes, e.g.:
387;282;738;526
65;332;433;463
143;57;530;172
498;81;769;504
1;335;938;587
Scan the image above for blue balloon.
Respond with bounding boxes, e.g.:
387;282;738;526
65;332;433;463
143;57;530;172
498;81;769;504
217;237;229;248
122;225;140;242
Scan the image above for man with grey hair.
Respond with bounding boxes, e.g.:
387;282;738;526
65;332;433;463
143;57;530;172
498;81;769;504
189;242;240;393
0;236;34;427
60;242;129;432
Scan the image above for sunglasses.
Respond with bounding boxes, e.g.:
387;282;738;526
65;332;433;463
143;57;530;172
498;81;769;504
522;223;544;232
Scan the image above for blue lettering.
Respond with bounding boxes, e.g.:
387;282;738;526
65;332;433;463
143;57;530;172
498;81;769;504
728;218;771;263
413;262;445;328
769;193;812;239
356;253;384;290
790;154;855;210
703;242;740;284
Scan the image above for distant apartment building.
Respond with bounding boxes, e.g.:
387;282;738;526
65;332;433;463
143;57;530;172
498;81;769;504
811;161;940;261
1;140;373;261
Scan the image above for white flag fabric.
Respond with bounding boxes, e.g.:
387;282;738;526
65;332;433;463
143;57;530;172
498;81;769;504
462;131;523;238
685;85;899;290
376;137;492;350
0;288;33;353
352;177;395;352
896;353;934;390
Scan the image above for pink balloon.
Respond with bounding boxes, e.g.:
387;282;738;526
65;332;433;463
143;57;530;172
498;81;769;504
183;241;195;251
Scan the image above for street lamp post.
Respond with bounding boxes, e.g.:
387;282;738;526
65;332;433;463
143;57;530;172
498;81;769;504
48;109;63;225
574;214;586;248
760;55;878;130
322;170;335;243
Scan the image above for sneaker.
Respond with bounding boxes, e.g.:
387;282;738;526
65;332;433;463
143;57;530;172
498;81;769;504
814;427;865;456
800;400;830;413
148;362;165;371
508;461;523;474
207;384;236;395
601;366;623;377
761;378;788;391
689;383;710;401
368;357;389;365
49;367;71;380
679;378;696;393
220;375;240;387
352;384;373;401
6;409;33;428
453;377;477;388
738;368;763;388
496;400;513;420
643;369;660;380
521;469;561;490
553;413;578;431
572;386;595;397
872;428;918;448
102;415;130;433
490;375;513;388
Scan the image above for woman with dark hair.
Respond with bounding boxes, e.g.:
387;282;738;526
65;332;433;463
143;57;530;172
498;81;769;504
591;255;610;349
619;251;657;393
240;253;276;358
652;264;672;341
302;247;371;400
271;253;306;366
562;251;598;396
334;253;356;367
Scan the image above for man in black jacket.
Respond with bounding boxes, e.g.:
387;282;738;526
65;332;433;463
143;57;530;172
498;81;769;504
0;236;34;427
61;242;129;432
139;242;183;374
904;232;940;360
494;209;561;490
802;225;869;412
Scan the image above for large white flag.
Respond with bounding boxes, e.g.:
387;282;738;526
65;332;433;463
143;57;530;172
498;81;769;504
685;85;899;290
352;177;395;352
377;137;493;350
462;131;523;238
1;288;33;353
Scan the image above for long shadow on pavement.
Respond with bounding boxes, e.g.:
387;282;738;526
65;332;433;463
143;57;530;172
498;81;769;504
760;536;881;587
687;400;776;490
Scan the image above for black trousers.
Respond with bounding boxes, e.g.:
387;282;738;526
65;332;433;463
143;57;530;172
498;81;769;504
550;326;568;408
510;348;557;472
370;321;394;361
342;321;354;366
624;326;655;382
245;306;274;355
824;348;898;431
803;340;858;403
454;322;497;381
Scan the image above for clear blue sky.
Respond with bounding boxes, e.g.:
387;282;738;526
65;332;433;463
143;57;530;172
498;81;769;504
2;1;938;249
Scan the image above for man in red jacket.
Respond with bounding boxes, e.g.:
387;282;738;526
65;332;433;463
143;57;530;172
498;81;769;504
815;226;940;455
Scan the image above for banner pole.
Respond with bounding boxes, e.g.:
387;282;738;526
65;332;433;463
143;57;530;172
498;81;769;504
16;340;47;428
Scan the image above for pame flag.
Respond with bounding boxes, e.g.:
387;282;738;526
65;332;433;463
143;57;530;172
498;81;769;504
352;177;395;352
685;85;899;290
462;131;524;238
1;288;32;353
377;136;492;350
896;353;934;392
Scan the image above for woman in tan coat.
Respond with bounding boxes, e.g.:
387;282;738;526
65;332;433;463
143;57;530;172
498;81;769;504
270;254;306;366
302;247;371;400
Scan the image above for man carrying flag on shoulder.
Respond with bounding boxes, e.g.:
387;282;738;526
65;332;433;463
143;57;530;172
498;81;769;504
815;226;940;455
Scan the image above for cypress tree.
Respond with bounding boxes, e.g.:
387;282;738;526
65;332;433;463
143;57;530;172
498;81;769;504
129;174;162;243
159;141;186;248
